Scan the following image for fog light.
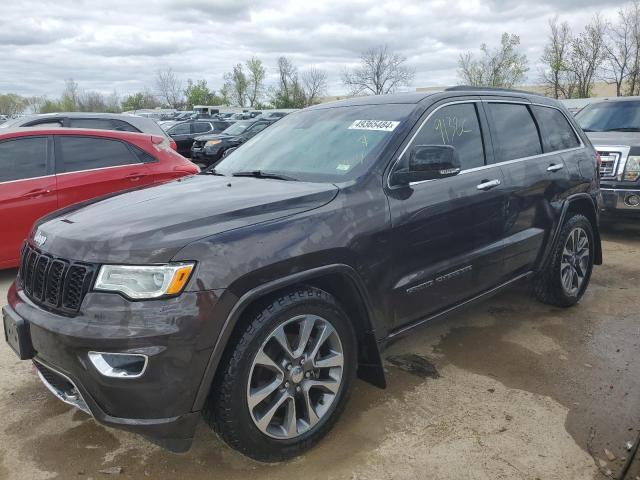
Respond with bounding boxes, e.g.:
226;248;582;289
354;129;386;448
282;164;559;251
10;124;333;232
625;194;640;207
88;352;148;378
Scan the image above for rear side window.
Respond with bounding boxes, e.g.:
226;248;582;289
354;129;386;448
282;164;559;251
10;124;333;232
57;136;141;173
68;118;140;133
213;122;229;131
409;103;485;169
487;103;542;162
169;123;190;135
532;106;580;152
193;122;212;133
0;137;48;182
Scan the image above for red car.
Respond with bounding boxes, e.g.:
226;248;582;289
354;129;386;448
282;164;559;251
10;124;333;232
0;128;199;269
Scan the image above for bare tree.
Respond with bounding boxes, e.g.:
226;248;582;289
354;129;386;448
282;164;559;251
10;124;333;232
540;18;575;98
277;56;298;100
61;79;81;111
155;68;183;108
603;3;637;96
246;57;266;107
458;33;528;88
342;45;414;95
271;57;306;108
223;64;248;107
301;67;328;106
568;15;607;98
627;1;640;95
24;95;46;114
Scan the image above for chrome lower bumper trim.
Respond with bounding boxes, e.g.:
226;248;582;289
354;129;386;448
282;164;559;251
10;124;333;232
35;361;91;415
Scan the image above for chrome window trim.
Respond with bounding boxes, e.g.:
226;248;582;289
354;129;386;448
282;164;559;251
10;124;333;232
0;162;143;185
387;98;586;189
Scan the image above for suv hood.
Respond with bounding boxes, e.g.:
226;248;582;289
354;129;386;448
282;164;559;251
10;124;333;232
586;131;639;147
35;175;338;264
195;133;238;142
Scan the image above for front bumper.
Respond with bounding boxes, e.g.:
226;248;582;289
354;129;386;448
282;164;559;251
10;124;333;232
3;281;226;452
601;187;640;217
190;146;222;164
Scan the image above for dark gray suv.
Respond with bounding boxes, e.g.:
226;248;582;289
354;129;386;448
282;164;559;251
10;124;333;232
3;87;602;462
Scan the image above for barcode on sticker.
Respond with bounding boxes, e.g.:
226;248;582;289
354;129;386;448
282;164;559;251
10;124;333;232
348;120;399;132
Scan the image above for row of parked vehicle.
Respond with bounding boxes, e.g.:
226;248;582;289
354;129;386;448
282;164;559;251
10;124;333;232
1;88;639;463
161;111;289;167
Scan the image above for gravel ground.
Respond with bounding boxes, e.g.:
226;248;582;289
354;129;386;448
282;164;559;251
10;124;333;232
0;223;638;480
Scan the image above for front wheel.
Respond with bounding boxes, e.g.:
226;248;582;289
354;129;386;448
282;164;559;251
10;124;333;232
534;214;595;307
205;287;357;462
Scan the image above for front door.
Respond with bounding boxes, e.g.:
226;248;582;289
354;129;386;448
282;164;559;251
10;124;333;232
54;135;153;209
387;100;507;329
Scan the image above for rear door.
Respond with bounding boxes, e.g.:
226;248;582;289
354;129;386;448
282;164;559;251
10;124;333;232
387;99;508;328
484;100;571;277
167;122;192;155
0;136;56;267
54;135;154;208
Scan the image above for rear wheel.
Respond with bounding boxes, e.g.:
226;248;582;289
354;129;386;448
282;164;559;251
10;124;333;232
534;214;595;307
205;287;357;462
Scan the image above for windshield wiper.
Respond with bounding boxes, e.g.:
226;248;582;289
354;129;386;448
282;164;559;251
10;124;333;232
200;168;225;176
602;127;640;132
232;170;298;181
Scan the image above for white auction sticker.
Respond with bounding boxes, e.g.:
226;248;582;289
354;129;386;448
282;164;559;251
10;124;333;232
348;120;400;132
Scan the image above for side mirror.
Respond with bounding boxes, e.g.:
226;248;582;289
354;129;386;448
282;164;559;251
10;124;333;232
223;147;237;158
392;145;461;185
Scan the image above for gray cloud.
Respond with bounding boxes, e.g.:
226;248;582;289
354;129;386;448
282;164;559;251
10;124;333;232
0;0;627;98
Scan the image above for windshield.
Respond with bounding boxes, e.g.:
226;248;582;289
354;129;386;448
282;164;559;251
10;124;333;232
576;101;640;132
215;104;413;182
223;122;251;135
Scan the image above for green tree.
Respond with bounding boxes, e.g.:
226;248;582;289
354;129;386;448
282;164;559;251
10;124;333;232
223;64;249;107
0;93;27;116
121;91;159;111
458;33;529;88
184;79;217;109
246;57;266;107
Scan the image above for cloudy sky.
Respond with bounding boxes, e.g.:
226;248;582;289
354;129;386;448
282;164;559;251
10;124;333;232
0;0;626;99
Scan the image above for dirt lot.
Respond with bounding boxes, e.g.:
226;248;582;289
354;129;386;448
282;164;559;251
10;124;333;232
0;223;638;480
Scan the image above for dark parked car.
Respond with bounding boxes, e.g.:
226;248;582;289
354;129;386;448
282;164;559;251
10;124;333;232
0;112;177;150
166;120;231;157
258;111;289;121
575;97;640;218
3;88;602;462
190;119;274;167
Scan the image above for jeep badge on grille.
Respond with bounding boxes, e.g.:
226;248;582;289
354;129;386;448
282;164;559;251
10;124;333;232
34;230;47;248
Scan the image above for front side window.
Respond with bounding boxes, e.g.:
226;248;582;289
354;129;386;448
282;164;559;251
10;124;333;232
532;106;580;152
215;103;413;182
487;103;542;162
0;137;48;182
407;103;485;170
57;136;140;173
576;101;640;132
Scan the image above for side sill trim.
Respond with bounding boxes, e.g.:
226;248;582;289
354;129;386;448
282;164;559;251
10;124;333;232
386;271;533;340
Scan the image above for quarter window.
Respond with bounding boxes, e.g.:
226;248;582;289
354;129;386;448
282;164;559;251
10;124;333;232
532;106;580;152
487;103;542;162
409;103;485;170
57;136;141;173
0;137;48;182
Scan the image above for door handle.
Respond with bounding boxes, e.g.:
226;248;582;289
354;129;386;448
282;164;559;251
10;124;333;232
22;189;51;199
476;179;501;191
127;173;144;181
547;163;564;172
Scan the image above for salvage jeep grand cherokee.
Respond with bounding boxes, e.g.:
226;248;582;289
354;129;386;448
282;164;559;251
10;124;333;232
3;88;602;461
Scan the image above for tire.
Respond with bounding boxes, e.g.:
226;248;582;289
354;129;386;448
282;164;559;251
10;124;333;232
534;214;595;307
204;286;357;462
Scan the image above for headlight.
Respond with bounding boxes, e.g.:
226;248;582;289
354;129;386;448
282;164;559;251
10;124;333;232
94;263;194;299
623;155;640;182
205;140;221;147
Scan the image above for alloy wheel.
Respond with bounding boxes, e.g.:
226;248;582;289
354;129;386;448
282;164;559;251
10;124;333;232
246;314;344;439
560;227;590;296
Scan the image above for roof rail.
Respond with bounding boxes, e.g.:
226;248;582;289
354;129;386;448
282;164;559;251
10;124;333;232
445;85;542;96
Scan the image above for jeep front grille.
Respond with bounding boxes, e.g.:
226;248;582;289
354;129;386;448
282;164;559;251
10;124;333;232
19;244;97;314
